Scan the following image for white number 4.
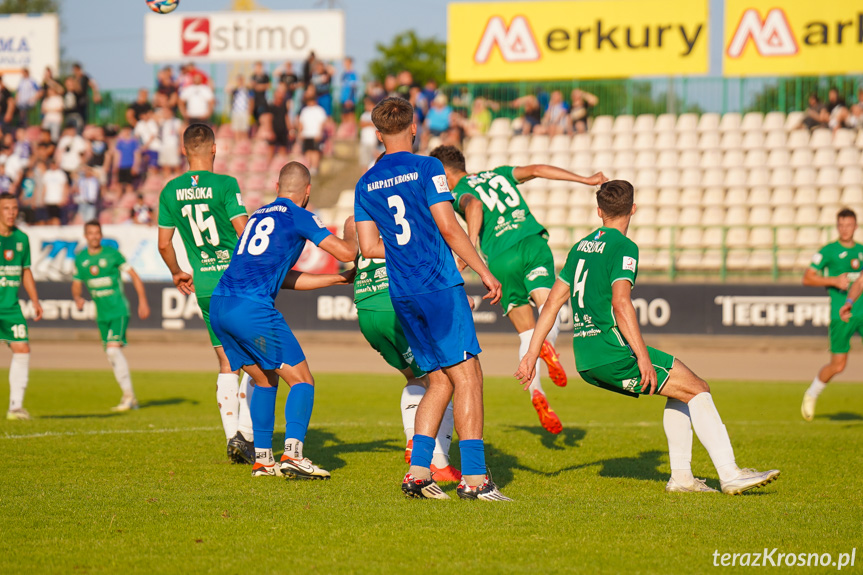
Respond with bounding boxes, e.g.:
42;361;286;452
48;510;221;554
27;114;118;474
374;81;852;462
572;259;588;309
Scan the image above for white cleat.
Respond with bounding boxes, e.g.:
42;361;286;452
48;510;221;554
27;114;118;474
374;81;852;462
111;396;139;412
720;468;780;495
279;455;331;480
666;477;719;493
251;462;279;477
801;393;816;421
6;408;31;421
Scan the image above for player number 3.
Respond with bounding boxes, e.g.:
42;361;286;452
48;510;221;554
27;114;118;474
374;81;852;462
387;195;412;245
237;216;275;256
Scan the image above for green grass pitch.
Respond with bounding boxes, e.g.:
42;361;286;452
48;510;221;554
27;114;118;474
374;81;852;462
0;370;860;573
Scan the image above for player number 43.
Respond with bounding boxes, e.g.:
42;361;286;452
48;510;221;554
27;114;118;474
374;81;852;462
237;216;275;256
476;175;520;214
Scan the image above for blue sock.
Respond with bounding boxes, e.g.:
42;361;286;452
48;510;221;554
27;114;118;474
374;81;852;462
459;439;486;476
410;434;435;469
284;382;314;443
250;385;277;450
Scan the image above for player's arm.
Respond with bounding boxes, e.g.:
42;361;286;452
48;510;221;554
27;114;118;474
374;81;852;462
430;201;501;305
231;214;249;237
839;275;863;322
512;164;607;186
71;279;85;310
157;226;194;295
282;267;356;291
515;279;570;388
456;195;484;271
802;266;848;290
21;268;42;321
611;280;657;395
124;266;150;320
356;220;385;259
317;216;358;262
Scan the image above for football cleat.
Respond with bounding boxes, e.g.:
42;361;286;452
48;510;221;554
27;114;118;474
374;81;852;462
279;455;331;480
531;390;563;434
720;468;780;495
227;432;255;465
665;476;719;493
401;473;450;499
404;439;412;464
251;462;278;477
430;463;462;483
6;408;31;421
801;393;816;422
111;396;139;412
539;340;567;387
456;472;512;502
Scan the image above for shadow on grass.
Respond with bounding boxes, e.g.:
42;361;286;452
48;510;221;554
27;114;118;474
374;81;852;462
138;397;199;409
821;411;863;421
507;425;587;451
270;428;402;473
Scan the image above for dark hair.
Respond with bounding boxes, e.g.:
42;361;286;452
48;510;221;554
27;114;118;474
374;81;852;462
183;123;215;154
0;193;15;202
371;97;414;135
84;219;101;230
278;161;311;193
429;145;466;173
837;208;857;221
596;180;634;218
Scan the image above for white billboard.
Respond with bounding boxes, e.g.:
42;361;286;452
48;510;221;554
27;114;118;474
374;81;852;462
0;14;59;88
144;10;344;62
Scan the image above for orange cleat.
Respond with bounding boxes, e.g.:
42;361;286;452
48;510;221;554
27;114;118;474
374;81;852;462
404;439;413;464
532;390;563;434
540;340;567;387
430;464;462;483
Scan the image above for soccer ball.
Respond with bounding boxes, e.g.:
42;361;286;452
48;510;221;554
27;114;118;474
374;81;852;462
146;0;179;14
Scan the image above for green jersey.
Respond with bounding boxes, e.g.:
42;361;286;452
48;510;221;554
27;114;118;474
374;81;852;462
452;166;546;261
810;241;863;319
0;228;30;312
74;246;130;320
559;227;639;371
158;170;247;298
354;255;392;312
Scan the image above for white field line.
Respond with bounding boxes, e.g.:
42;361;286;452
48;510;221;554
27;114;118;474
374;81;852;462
1;425;221;440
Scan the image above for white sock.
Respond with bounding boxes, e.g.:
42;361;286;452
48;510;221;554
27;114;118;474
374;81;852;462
538;304;562;344
664;397;695;484
519;330;544;395
106;347;135;397
216;373;240;440
237;373;254;440
806;376;827;399
432;401;454;468
401;383;425;442
255;447;274;466
8;353;28;411
284;438;303;460
688;392;739;482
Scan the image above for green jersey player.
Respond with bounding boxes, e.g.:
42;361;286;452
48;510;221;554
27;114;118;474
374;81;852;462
430;145;605;435
801;208;863;421
157;123;254;464
0;193;42;420
72;221;150;412
517;180;780;495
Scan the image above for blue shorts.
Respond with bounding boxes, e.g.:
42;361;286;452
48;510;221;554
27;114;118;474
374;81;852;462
209;296;305;372
390;285;481;372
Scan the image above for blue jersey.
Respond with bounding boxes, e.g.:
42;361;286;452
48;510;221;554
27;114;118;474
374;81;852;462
214;198;331;305
354;152;462;298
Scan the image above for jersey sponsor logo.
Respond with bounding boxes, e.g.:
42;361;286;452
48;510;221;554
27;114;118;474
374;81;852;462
366;172;419;192
3;249;12;261
622;256;637;272
621;378;639;392
182;18;210;57
839;251;848;259
216;249;230;260
726;8;798;59
474;15;541;64
236;193;244;206
256;204;287;214
432;174;450;194
526;266;549;281
87;276;113;289
373;267;387;279
714;295;830;328
0;277;20;288
311;214;326;228
175;187;214;201
576;239;606;254
811;252;823;265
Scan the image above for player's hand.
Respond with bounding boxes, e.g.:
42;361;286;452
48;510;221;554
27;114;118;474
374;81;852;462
456;257;468;271
74;297;85;311
840;303;853;322
585;172;608;186
466;293;476;310
637;357;658;396
340;265;358;284
515;352;538;389
138;301;151;320
834;273;850;291
172;271;194;295
32;301;43;322
479;270;502;305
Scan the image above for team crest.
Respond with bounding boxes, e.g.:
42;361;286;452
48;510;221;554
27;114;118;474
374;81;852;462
191;175;199;187
90;265;100;275
594;230;605;240
853;260;860;271
3;250;12;261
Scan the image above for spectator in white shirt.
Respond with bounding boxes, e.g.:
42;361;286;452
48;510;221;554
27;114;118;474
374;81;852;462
298;95;327;175
76;165;100;223
41;86;64;142
42;159;68;225
15;68;38;127
133;108;161;173
56;125;87;180
179;74;214;124
228;74;252;140
157;107;183;175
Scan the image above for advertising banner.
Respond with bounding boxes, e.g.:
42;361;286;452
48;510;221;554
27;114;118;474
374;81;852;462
144;10;344;62
447;0;709;82
0;14;59;89
724;0;863;76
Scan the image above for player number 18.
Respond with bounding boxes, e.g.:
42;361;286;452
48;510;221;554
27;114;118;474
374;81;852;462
237;216;275;256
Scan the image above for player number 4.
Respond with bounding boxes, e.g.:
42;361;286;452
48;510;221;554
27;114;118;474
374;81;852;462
181;204;220;247
237;216;275;256
387;195;412;245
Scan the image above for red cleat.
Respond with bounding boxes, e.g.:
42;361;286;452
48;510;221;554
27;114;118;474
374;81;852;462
532;390;563;434
540;340;567;387
404;439;413;464
430;464;462;483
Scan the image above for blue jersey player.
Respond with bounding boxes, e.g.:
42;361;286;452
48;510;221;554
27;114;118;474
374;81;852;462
355;97;510;501
210;162;358;479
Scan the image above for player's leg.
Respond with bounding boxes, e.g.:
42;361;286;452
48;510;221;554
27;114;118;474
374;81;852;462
274;359;330;479
523;235;566;386
236;372;255;443
4;311;31;420
243;363;280;477
803;319;852;420
101;316;137;412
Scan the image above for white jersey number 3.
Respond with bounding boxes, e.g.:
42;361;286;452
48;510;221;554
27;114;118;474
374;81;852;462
388;195;412;245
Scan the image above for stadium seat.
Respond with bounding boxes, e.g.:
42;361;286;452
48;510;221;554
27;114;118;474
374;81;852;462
748;225;773;248
679;168;701;188
787;130;810;150
592;151;614;172
635;169;658;187
794;167;816;186
816;167;840;187
748;187;771;206
678;150;700;168
772;206;795;225
633;132;656;150
740;112;764;132
763;112;786;132
697;132;720;151
766;149;790;167
812;148;836;168
770;187;794;205
793;186;818;206
549;135;571;152
785;111;805;130
790;148;813;166
612;151;635;170
591;116;613;133
657;169;680;188
465;137;487;155
719;132;743;151
796;227;823;249
679;187;703;206
547;227;570;249
637;187;658;205
488;153;508;168
725;168;747;187
527;135;549;153
833;129;855;148
654;114;677;132
571;152;593;171
764;130;788;150
747;169;770;187
654;150;677;169
702;206;725;225
654;132;676;151
549;152;571;168
635;151;657;169
615;167;636;184
465;154;487;172
547;187;571;207
488;137;509;154
676;113;698;132
697;113;720;132
545;207;567;226
719;113;742;132
818;205;841;225
794;206;818;225
677;132;699;150
612;133;634;151
726;187;749;206
509;153;529;167
630;226;656;248
703;168;725;188
528;153;549;166
612;115;635;134
809;129;832;149
488;118;512;137
571;134;591;152
567;207;590;226
741;131;765;150
523;189;548;208
657;188;680;206
701;149;722;168
509;135;529;153
592;133;613;151
722;150;744;168
836;148;860;167
633;114;656;133
816;186;840;205
744;149;768;169
702;188;725;206
840;167;863;187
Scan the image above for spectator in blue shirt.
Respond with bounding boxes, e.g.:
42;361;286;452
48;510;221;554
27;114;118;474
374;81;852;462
114;126;140;195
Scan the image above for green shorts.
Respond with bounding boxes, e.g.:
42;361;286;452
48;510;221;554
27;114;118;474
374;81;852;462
578;346;675;398
357;308;426;378
197;296;221;347
97;315;128;347
829;316;863;354
0;307;27;343
488;234;556;315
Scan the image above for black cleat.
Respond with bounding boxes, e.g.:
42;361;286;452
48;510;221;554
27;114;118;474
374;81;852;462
401;473;450;499
227;432;254;464
456;469;512;501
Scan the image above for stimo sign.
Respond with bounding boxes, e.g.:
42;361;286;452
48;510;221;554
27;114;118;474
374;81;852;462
714;296;830;327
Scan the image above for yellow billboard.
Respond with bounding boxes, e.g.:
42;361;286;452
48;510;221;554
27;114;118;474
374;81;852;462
724;0;863;76
446;1;709;82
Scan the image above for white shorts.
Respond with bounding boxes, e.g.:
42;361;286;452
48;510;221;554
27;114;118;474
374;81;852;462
232;111;250;135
